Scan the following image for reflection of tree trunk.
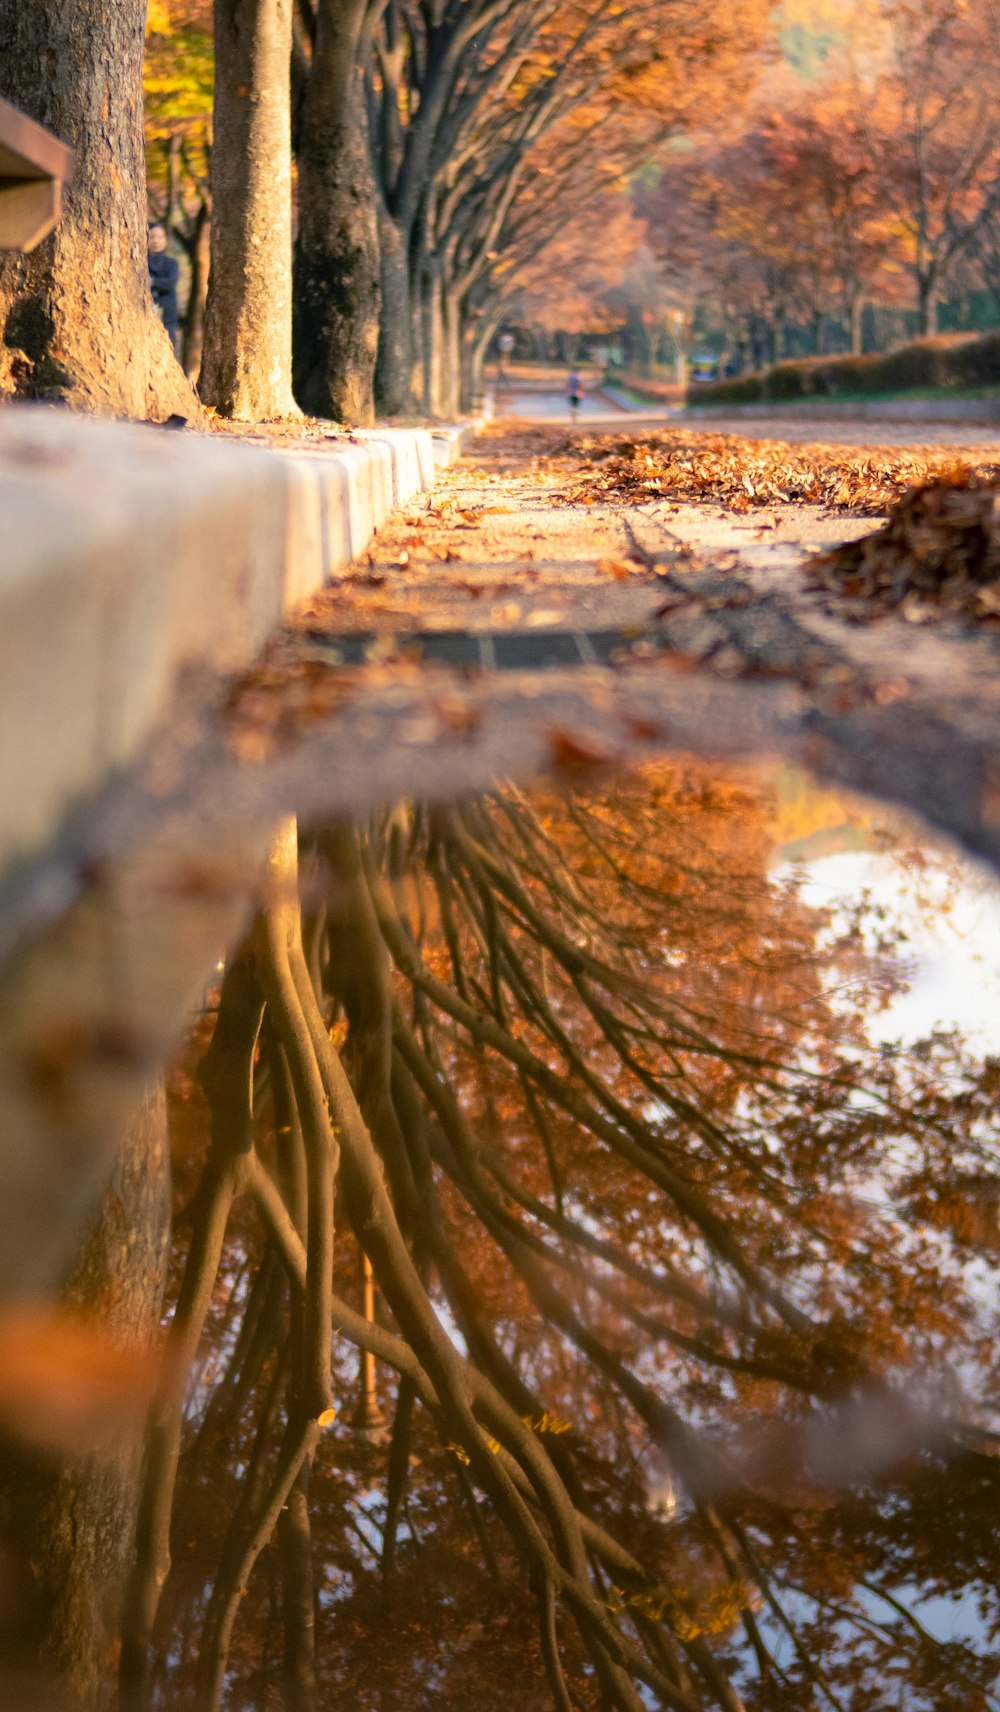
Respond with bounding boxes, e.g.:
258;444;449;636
279;1459;317;1712
0;1084;171;1712
119;954;265;1712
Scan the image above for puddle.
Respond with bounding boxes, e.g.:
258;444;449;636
1;756;999;1712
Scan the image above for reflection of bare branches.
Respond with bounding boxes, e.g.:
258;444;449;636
119;774;1000;1712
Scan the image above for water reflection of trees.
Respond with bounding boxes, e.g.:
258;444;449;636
126;766;1000;1711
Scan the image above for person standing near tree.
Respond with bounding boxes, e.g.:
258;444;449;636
147;222;180;357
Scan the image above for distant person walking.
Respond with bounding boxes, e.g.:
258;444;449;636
148;222;180;357
566;369;584;421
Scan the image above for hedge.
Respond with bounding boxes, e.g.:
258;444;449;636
688;330;1000;407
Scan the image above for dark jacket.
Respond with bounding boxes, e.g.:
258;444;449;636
148;249;180;333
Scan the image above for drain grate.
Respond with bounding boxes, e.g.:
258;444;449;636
305;627;662;672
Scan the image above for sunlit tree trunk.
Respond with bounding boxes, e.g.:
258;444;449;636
294;0;380;424
0;0;194;417
200;0;297;420
848;291;865;356
374;212;413;414
180;202;211;381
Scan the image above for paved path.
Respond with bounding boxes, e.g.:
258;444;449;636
494;384;671;426
11;409;1000;986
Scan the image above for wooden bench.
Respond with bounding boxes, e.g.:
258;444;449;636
0;96;73;252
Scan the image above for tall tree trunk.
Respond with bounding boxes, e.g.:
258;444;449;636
441;281;461;417
0;0;195;417
374;211;412;415
848;291;864;357
917;274;937;337
200;0;297;420
0;1086;171;1712
419;260;442;415
294;0;380;424
181;202;212;382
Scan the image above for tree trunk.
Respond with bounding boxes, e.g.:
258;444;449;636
917;275;937;337
278;1460;317;1712
0;0;194;418
294;0;380;424
0;1085;171;1712
181;202;212;382
849;292;864;356
199;0;297;420
419;261;443;415
441;282;461;417
374;211;412;415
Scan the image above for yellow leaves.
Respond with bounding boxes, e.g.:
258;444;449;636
448;1413;570;1467
521;1409;572;1435
608;1576;760;1640
447;1433;501;1465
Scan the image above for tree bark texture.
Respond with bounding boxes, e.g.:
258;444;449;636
181;205;212;381
0;1085;171;1712
200;0;298;420
294;1;380;425
0;0;194;418
374;210;412;415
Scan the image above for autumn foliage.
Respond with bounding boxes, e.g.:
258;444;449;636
115;766;1000;1711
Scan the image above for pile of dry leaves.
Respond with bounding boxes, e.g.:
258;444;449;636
547;429;1000;516
809;472;1000;621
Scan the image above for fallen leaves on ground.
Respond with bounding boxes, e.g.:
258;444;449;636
225;655;357;759
809;472;1000;621
566;433;1000;515
483;423;1000;517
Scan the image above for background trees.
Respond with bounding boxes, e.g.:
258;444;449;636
639;0;1000;373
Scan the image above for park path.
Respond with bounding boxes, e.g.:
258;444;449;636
214;401;1000;872
33;401;1000;975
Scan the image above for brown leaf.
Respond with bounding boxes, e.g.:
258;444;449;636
548;727;615;775
0;1309;163;1454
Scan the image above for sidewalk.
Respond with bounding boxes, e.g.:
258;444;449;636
213;415;1000;875
0;406;484;888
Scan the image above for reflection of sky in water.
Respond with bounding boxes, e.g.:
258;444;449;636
786;845;1000;1054
765;830;1000;1688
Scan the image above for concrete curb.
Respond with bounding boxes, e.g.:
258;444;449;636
0;407;477;881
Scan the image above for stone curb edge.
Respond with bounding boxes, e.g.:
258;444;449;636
0;404;482;881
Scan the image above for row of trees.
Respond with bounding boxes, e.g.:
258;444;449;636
643;0;1000;368
493;0;1000;378
0;0;770;425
